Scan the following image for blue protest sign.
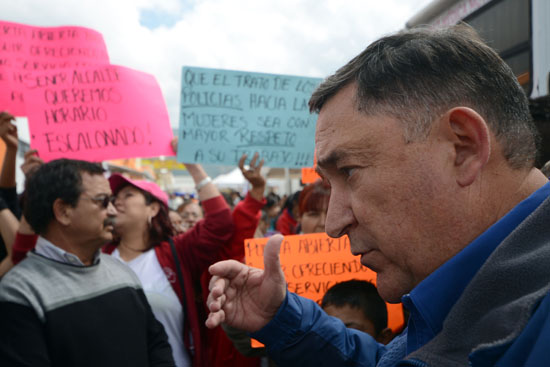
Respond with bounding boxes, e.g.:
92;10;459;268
177;66;321;168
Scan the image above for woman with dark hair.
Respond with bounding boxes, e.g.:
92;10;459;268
296;179;331;234
104;162;233;367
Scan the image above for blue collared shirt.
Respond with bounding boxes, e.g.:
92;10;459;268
402;182;550;354
35;236;101;266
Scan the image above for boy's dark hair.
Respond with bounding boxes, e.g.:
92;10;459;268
24;159;105;235
321;280;388;335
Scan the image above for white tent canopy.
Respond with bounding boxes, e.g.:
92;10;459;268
212;168;248;191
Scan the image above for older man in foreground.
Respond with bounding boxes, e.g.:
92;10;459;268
205;24;550;366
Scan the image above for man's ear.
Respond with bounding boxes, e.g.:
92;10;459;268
53;198;72;226
441;107;491;187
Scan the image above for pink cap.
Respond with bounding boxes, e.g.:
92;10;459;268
109;173;169;207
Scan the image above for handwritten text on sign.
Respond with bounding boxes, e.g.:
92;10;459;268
178;67;321;168
0;20;110;116
24;64;174;162
245;233;404;332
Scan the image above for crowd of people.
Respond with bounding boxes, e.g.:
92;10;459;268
0;114;392;366
1;23;550;367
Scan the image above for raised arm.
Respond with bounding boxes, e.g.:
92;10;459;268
170;138;234;275
7;149;43;266
0;202;18;277
0;112;17;189
225;153;266;262
0;203;20;257
11;216;38;265
171;137;220;201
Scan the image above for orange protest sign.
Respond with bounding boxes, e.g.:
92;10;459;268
301;167;320;184
245;233;404;335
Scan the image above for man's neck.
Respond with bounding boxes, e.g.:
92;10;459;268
480;166;548;227
43;227;101;266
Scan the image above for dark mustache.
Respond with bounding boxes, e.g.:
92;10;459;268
104;217;116;227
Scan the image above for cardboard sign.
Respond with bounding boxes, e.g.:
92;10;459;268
141;158;187;170
24;64;174;162
178;66;321;168
0;20;110;116
245;233;405;333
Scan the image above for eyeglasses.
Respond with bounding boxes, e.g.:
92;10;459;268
81;194;115;209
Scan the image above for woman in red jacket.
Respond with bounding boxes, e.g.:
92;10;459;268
105;162;233;367
11;162;234;367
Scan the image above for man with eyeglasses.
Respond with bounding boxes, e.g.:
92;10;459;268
0;158;175;367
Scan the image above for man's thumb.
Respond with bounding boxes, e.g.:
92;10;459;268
263;234;284;281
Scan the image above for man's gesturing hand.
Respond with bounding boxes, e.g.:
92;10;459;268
205;234;287;332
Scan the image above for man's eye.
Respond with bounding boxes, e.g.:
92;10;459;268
341;167;357;177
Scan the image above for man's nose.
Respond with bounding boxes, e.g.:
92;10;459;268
107;201;117;215
324;187;354;238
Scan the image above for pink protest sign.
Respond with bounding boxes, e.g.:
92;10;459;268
0;79;25;116
0;20;110;116
24;64;174;162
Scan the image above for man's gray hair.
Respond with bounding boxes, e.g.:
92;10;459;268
309;23;538;169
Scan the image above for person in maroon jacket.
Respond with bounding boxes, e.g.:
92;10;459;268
204;153;267;367
105;162;233;367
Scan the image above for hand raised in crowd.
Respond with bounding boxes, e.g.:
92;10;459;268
206;234;287;332
0;111;18;150
20;149;44;178
238;152;265;201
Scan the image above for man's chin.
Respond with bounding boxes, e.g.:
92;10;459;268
375;276;410;304
100;233;113;244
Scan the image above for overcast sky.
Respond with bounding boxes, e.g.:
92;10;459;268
1;0;434;128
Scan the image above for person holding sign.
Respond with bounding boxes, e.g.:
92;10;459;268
0;111;20;276
206;24;550;366
0;112;45;278
105;161;233;367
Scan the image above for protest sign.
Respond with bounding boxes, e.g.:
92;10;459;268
245;233;405;333
301;167;321;184
141;158;187;170
177;66;321;168
301;151;320;183
24;64;174;162
0;20;110;115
